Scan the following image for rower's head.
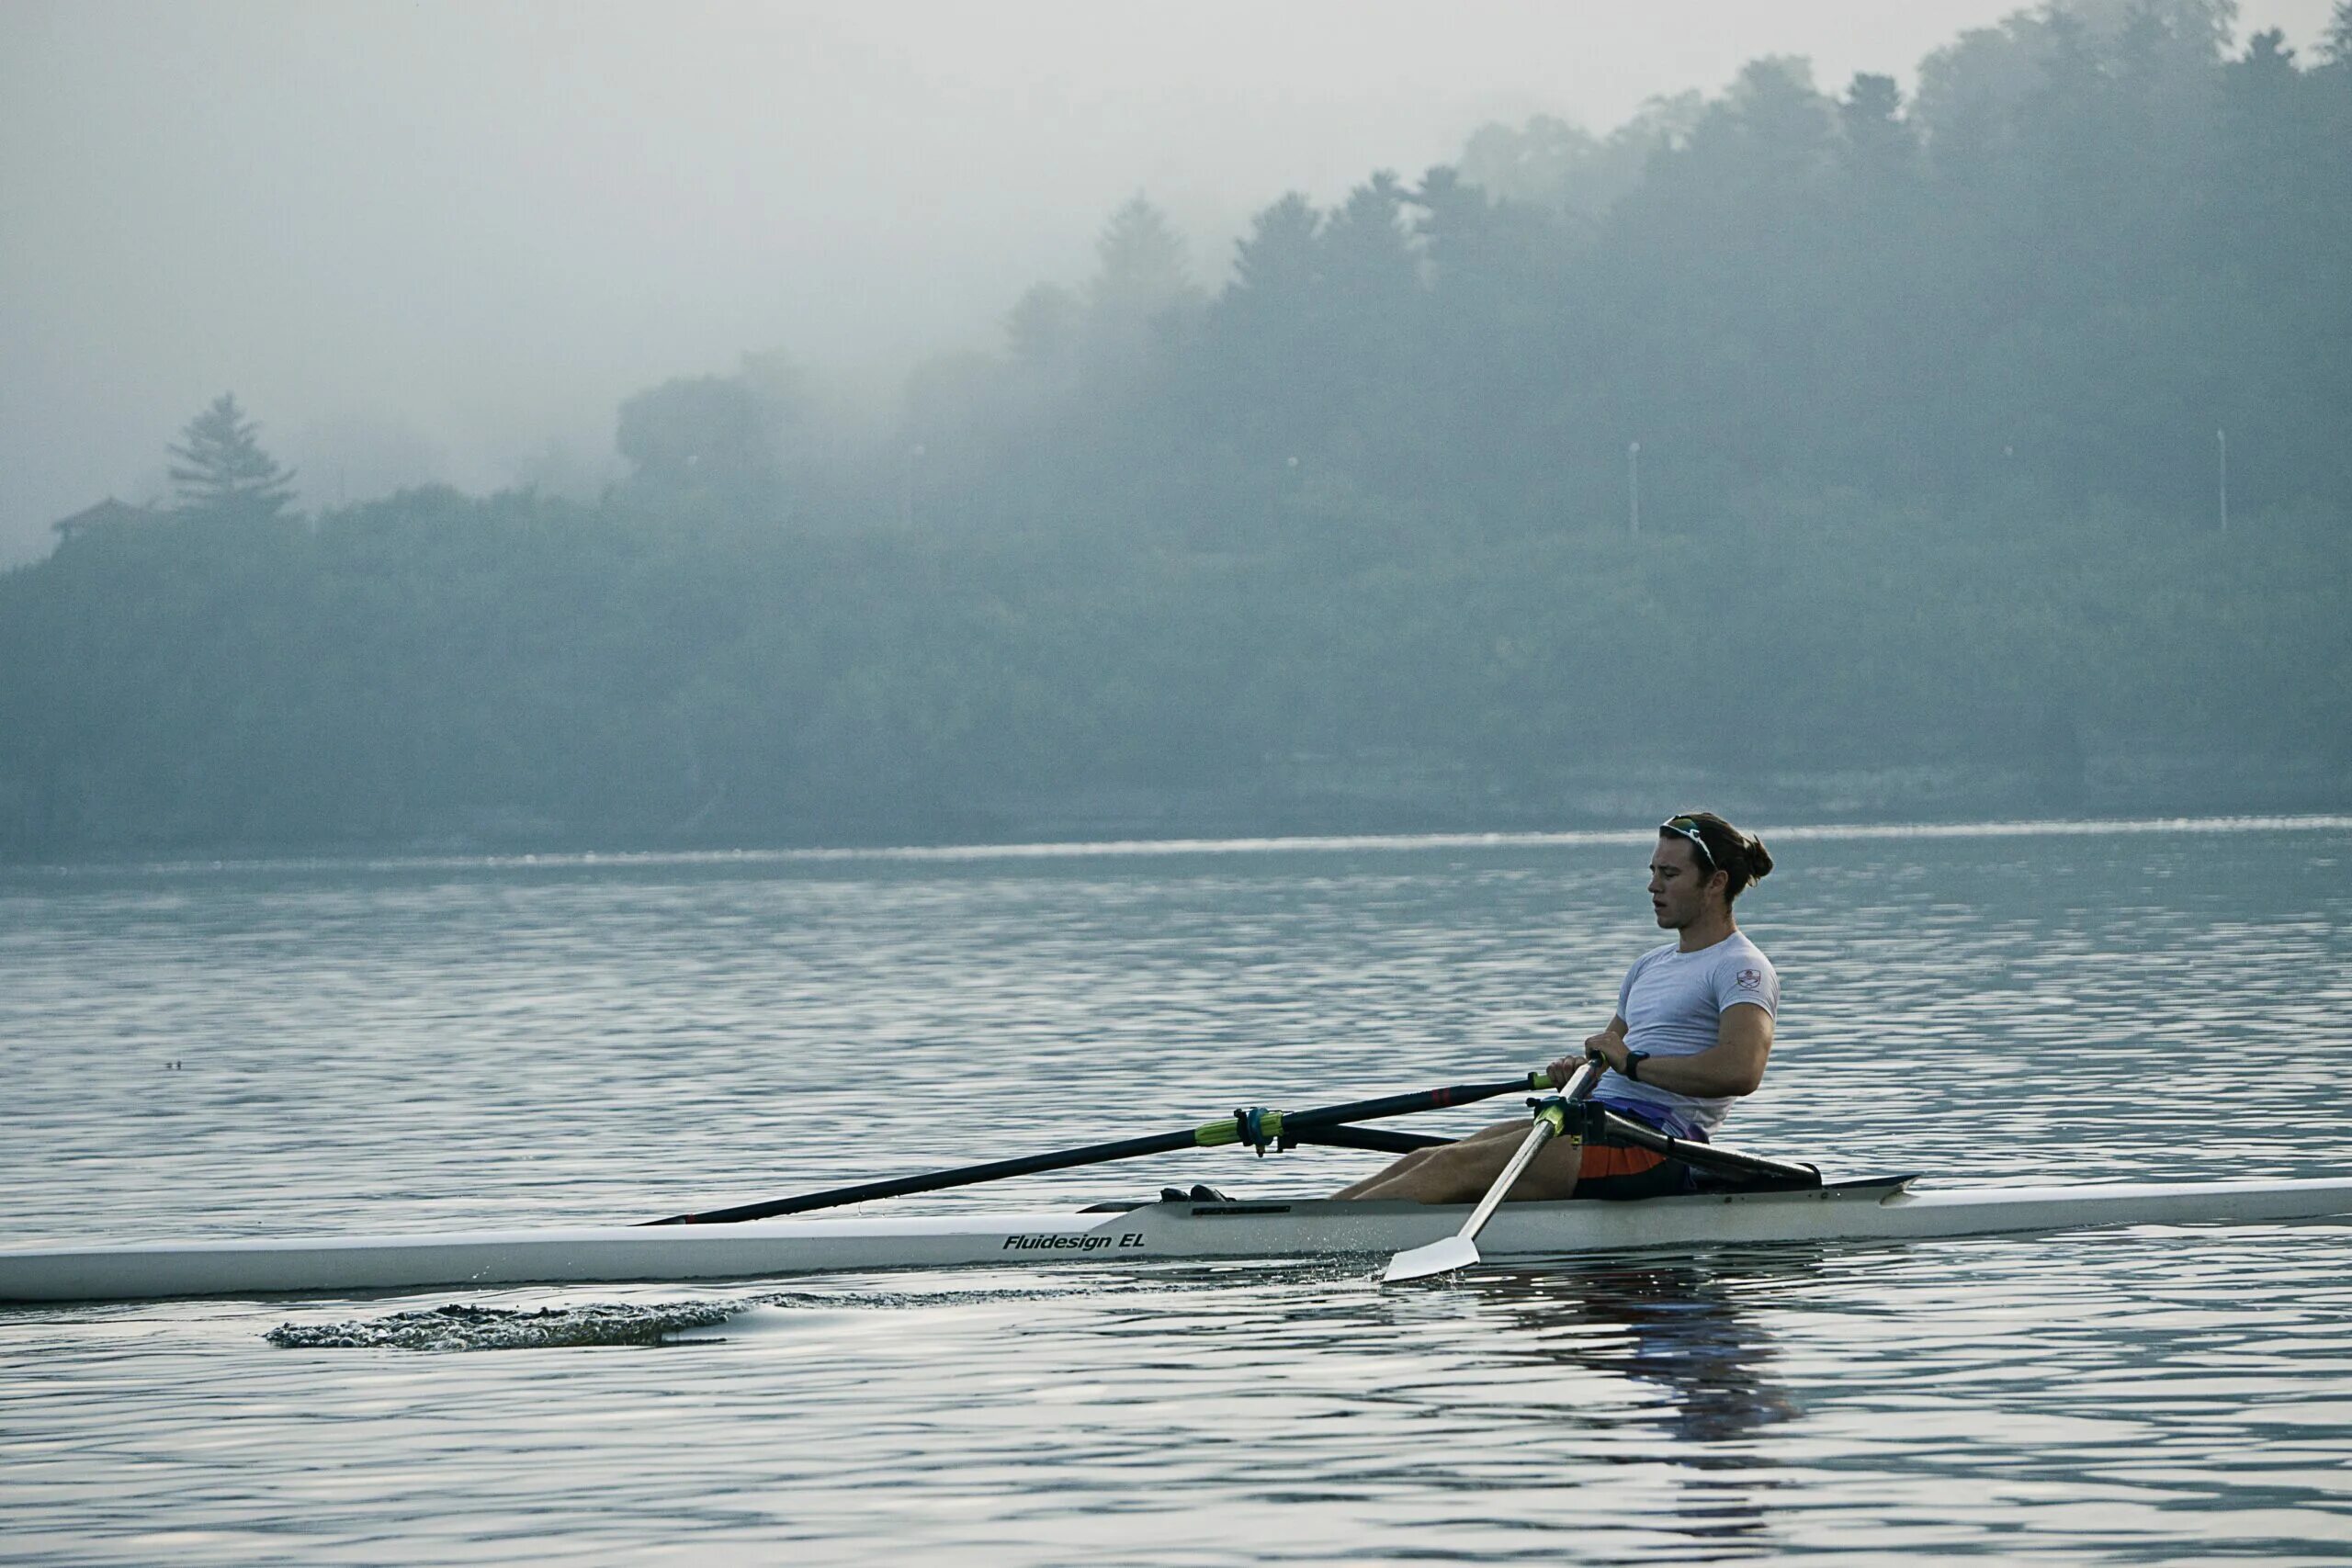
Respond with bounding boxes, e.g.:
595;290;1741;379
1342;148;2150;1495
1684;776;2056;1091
1651;812;1772;927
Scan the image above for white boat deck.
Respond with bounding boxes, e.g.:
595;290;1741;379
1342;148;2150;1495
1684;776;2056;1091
5;1176;2351;1304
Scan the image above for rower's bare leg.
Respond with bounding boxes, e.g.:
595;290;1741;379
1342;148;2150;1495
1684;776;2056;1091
1326;1120;1510;1199
1328;1122;1520;1198
1329;1119;1583;1203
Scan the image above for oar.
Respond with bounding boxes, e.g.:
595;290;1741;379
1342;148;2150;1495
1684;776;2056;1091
646;1069;1562;1225
1382;1056;1602;1283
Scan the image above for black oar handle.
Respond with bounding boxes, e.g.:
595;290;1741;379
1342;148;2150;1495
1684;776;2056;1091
645;1069;1561;1225
1277;1071;1560;1134
1286;1124;1451;1156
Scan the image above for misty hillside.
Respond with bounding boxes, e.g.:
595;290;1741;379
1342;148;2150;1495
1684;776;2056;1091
4;3;2347;855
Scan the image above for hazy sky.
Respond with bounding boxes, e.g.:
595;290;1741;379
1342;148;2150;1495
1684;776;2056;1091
2;0;2334;561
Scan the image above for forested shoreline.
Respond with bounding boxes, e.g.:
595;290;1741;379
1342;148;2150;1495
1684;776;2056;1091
5;3;2347;857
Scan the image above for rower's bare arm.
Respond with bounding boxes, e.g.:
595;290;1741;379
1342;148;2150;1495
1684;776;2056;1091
1637;1003;1774;1098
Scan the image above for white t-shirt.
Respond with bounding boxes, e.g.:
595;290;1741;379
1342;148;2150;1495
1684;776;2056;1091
1593;931;1778;1139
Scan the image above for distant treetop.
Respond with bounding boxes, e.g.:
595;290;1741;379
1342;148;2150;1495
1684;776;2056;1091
169;393;298;520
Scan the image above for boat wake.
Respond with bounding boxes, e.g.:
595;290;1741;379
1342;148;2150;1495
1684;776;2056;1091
259;1272;1281;1351
264;1300;744;1351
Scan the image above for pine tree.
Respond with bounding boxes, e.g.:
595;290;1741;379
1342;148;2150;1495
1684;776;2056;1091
2325;0;2352;66
168;393;297;518
1087;196;1197;321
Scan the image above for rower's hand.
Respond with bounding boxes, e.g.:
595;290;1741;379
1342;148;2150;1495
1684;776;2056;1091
1548;1037;1623;1086
1585;1032;1631;1076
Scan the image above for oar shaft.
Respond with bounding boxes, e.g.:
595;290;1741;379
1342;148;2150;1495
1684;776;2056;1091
1380;1058;1603;1283
1453;1108;1566;1240
1280;1073;1556;1134
649;1125;1204;1224
649;1069;1562;1225
1284;1124;1450;1156
1452;1058;1602;1243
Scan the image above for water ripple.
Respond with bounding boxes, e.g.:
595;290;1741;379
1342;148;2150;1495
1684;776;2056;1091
5;822;2351;1563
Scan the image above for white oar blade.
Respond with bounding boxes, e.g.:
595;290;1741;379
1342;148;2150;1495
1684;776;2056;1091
1384;1234;1480;1284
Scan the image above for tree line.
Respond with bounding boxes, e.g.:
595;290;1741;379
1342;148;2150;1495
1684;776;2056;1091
616;0;2349;538
3;0;2346;855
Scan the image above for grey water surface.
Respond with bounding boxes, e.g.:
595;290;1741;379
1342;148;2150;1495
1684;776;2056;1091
4;820;2350;1564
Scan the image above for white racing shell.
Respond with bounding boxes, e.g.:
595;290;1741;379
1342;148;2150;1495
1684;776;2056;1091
6;1176;2352;1304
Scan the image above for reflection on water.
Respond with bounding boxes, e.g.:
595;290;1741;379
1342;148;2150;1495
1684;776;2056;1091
1418;1254;1813;1555
1487;1256;1805;1445
4;820;2351;1564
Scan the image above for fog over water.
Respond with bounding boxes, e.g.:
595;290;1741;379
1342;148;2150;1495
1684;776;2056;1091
3;0;2334;561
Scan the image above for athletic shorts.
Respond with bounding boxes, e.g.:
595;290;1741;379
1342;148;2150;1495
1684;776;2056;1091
1577;1105;1699;1201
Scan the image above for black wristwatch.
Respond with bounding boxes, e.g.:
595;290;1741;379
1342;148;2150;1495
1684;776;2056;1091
1623;1050;1650;1082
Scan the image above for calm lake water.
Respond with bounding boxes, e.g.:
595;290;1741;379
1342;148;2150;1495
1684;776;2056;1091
5;819;2350;1564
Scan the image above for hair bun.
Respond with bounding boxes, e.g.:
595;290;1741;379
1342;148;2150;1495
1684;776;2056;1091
1743;834;1773;880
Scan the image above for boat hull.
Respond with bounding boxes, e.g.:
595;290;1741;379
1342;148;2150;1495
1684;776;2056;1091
5;1177;2350;1304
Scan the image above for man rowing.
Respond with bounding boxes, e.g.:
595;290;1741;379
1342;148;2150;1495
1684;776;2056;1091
1332;812;1777;1203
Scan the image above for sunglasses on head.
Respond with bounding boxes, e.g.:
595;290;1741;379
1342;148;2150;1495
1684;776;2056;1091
1659;816;1717;870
